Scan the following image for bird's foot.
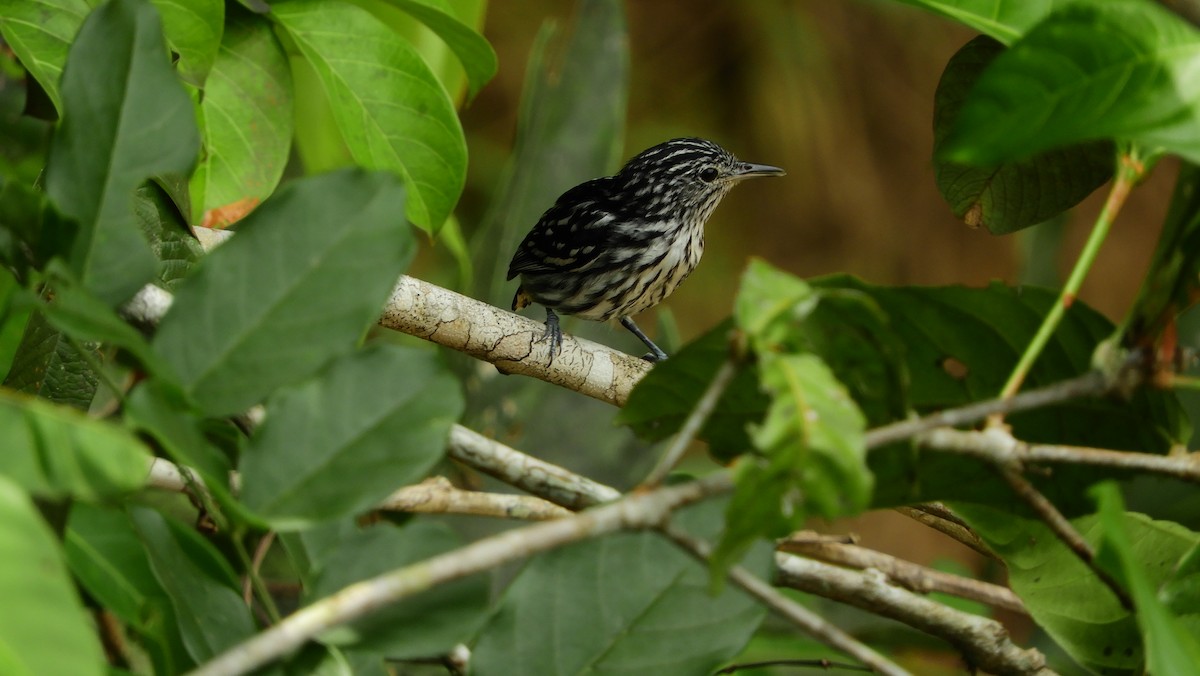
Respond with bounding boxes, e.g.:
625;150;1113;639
541;309;563;365
640;350;668;363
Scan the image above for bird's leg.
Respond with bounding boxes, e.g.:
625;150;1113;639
542;307;564;364
620;317;668;362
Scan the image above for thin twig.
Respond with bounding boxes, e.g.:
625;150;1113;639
716;659;873;674
662;525;909;676
864;370;1109;449
893;506;995;560
377;477;572;520
188;473;734;676
445;425;621;509
778;532;1025;614
642;357;741;487
997;466;1133;611
916;428;1134;610
774;554;1055;676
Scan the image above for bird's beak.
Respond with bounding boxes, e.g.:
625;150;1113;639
732;162;786;179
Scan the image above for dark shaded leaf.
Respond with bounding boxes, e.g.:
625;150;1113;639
3;311;99;410
130;507;256;662
135;182;203;290
65;504;193;675
933;35;1113;234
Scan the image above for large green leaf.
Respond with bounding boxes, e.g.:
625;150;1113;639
957;501;1200;674
815;276;1188;511
1092;484;1200;676
0;475;104;676
271;0;465;233
239;345;463;529
0;0;93;113
149;0;223;86
472;0;628;305
933;35;1113;234
135;182;204;289
130;507;257;663
305;521;488;658
0;387;151;500
153;169;412;416
892;0;1063;44
471;499;769;675
44;0;200;305
65;504;193;675
384;0;497;100
943;1;1200;165
189;13;293;224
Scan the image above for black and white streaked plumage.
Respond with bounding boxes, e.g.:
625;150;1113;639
507;137;785;362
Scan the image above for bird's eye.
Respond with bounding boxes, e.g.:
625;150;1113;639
698;166;719;183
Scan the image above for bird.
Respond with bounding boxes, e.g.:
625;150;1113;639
507;137;785;363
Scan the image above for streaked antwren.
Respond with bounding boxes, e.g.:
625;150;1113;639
507;137;785;363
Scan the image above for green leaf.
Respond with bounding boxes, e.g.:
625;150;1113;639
0;475;105;676
3;311;99;410
0;0;92;113
189;13;293;224
957;501;1200;674
135;182;204;289
933;35;1113;234
44;0;200;305
943;1;1200;166
149;0;223;86
306;521;488;658
130;507;256;662
1092;484;1200;675
153;169;412;416
1161;541;1200;636
384;0;497;100
272;0;465;233
616;321;768;457
0;387;151;500
892;0;1063;44
471;0;628;305
240;345;463;529
714;354;870;574
471;499;769;675
65;504;193;675
0;177;50;280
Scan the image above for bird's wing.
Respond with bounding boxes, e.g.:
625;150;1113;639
506;178;619;279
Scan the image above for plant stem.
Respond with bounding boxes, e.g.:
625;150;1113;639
993;152;1143;414
233;529;282;625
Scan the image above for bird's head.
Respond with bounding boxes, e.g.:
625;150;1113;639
616;138;785;218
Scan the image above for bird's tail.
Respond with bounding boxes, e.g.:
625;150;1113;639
512;286;533;312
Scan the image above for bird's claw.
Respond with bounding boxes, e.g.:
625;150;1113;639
541;309;564;366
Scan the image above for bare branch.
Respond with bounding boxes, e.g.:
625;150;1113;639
378;477;572;521
188;472;734;676
774;554;1055;676
663;526;911;676
445;425;621;509
778;531;1026;615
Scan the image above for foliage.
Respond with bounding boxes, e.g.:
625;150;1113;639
2;0;1200;674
